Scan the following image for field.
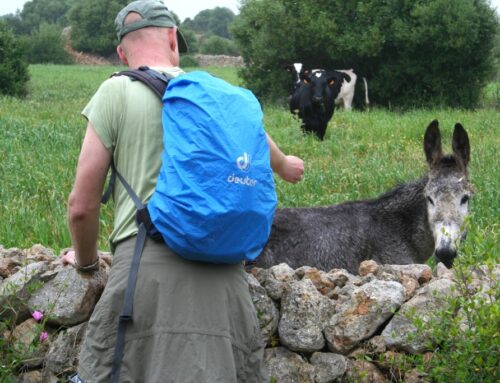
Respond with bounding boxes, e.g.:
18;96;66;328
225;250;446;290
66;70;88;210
0;64;498;265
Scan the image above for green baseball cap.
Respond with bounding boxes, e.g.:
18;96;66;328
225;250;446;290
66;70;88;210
115;0;188;53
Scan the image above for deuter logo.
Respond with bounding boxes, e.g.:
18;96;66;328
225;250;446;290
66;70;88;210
228;152;258;187
236;152;250;171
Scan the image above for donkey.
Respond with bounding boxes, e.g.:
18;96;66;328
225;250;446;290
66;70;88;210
254;120;473;274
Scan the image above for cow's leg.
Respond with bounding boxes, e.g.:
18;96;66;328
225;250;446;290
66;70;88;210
316;123;327;140
343;95;354;111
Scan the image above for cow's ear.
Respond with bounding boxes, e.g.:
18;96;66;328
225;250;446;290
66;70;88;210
300;69;310;82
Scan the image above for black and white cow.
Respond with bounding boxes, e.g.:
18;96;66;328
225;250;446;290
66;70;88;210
286;63;369;110
290;69;345;140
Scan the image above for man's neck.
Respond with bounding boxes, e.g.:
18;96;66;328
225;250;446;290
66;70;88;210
126;49;179;69
127;59;176;69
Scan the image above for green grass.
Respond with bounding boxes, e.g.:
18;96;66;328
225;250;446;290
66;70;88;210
0;64;498;265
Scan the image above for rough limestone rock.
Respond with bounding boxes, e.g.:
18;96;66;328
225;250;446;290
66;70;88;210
278;278;335;352
28;266;108;326
324;280;405;354
310;352;348;383
45;322;87;376
0;261;49;321
265;347;315;383
247;273;279;345
382;278;457;354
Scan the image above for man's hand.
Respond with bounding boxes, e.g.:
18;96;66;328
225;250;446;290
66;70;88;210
277;155;304;184
61;249;77;267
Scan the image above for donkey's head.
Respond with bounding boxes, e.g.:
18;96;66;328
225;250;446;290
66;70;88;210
423;120;473;268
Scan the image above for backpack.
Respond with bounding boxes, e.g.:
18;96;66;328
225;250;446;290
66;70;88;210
104;66;277;382
106;67;277;262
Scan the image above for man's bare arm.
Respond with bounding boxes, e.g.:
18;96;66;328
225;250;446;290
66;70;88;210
65;123;111;267
266;133;304;183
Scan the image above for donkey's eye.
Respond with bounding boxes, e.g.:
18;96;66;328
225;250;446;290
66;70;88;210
461;195;470;205
426;196;434;205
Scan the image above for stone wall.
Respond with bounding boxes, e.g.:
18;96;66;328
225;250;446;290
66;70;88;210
194;54;245;68
0;244;497;382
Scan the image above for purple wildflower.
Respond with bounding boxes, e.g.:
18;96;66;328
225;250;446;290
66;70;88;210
39;331;49;343
32;311;43;322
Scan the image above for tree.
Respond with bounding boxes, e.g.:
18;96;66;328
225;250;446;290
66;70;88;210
232;0;499;108
0;21;30;97
68;0;128;57
182;7;235;39
1;12;25;35
20;23;72;64
19;0;77;35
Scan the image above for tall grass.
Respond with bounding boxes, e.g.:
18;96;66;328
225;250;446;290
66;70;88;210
0;65;498;265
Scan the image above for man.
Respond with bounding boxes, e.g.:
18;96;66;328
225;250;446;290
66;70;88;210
63;1;304;382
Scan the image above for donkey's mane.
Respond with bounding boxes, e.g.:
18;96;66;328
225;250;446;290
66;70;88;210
357;177;427;210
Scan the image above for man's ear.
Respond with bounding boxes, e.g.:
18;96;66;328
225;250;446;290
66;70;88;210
168;28;178;53
117;45;128;65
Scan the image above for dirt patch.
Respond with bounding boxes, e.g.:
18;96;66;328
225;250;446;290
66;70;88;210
64;43;112;65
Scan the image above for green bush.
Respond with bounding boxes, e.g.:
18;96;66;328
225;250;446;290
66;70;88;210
180;28;200;54
0;21;29;97
231;0;499;108
180;55;199;68
20;23;72;64
200;35;240;56
414;266;499;381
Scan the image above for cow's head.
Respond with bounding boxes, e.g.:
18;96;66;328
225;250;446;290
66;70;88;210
303;70;344;105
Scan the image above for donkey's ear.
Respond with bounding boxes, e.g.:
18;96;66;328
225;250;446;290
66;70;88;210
424;120;443;166
452;123;470;167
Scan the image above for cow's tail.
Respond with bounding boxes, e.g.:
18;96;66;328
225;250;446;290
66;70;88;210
362;77;370;107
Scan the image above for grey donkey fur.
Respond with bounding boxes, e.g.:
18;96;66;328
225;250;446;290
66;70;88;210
255;120;473;273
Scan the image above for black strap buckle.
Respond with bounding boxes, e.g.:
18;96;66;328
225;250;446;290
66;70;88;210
136;206;164;243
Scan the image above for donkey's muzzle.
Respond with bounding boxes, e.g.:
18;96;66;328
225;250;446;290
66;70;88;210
435;248;456;268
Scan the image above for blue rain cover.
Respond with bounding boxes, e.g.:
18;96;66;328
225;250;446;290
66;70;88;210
147;71;277;263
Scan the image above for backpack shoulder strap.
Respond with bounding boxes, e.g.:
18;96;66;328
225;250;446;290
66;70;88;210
102;66;175;205
111;65;173;99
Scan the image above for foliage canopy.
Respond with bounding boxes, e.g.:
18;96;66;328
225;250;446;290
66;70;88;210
19;23;72;64
0;21;29;97
232;0;499;108
182;7;235;39
18;0;77;34
68;0;128;57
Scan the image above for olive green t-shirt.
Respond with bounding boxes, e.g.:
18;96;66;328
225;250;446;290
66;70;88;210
82;66;184;248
